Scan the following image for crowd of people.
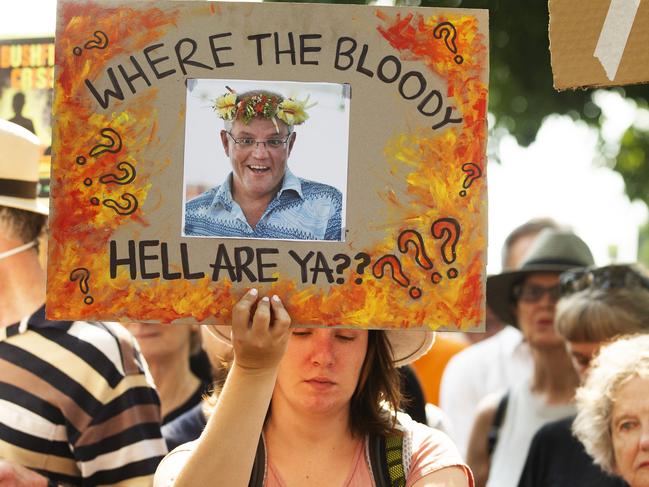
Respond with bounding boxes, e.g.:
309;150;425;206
2;90;649;487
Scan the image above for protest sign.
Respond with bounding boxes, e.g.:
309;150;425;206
550;0;649;89
47;0;488;330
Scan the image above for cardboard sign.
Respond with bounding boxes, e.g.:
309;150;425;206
550;0;649;89
47;0;488;330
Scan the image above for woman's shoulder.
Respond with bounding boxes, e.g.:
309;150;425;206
153;440;200;487
398;412;462;459
396;413;473;487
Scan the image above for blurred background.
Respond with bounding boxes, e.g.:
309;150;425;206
3;0;648;274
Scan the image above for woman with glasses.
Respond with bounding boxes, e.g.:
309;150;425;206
517;264;649;487
183;89;343;241
466;229;594;487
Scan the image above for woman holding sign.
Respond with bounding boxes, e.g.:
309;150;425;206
154;290;473;486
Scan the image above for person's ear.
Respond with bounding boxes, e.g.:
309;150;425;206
220;130;230;157
287;131;297;156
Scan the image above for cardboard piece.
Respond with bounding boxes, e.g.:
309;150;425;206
47;0;489;330
550;0;649;89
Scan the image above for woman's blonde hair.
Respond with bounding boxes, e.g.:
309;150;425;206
555;285;649;342
573;334;649;474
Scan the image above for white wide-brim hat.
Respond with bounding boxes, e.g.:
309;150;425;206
0;119;48;215
205;325;435;367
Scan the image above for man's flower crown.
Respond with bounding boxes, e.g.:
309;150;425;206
212;88;314;126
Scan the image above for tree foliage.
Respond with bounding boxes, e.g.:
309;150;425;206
420;0;649;206
270;0;649;206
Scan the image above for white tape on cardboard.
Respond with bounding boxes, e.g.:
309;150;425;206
594;0;641;81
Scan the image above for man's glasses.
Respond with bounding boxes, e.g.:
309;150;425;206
226;132;290;150
513;283;561;304
559;264;649;297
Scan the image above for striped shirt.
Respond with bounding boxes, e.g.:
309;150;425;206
0;306;167;486
184;169;343;240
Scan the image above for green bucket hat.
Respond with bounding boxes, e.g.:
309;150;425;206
487;229;594;326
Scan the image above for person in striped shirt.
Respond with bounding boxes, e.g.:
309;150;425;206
0;119;168;486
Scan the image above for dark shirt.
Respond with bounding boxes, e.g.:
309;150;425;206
162;402;208;451
518;416;628;487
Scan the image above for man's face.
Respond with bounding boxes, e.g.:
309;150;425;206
221;117;295;203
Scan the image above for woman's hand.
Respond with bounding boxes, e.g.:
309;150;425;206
231;289;291;372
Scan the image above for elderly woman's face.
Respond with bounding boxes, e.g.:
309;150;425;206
611;375;649;487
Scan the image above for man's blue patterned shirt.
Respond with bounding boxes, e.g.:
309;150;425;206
184;169;342;240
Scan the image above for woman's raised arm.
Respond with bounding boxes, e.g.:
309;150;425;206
155;290;291;487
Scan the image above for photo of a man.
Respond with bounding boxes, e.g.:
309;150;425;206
183;82;348;241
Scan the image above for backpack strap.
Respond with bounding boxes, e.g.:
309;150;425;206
384;433;406;487
248;435;266;487
486;390;510;456
368;430;406;487
368;433;390;487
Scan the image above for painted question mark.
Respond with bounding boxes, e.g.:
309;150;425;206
433;21;464;65
77;128;123;167
73;31;109;56
333;254;352;284
85;162;137;187
91;193;139;216
372;255;422;299
353;252;371;284
90;128;123;158
431;217;461;280
69;268;94;305
398;229;434;270
459;162;482;197
99;162;136;185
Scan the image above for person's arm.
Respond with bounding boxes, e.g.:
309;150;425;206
465;394;499;487
0;460;49;487
439;352;481;458
163;290;291;487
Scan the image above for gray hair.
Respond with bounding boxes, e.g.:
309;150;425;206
573;334;649;474
555;280;649;342
501;217;560;269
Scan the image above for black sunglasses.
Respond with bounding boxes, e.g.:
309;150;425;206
559;264;649;297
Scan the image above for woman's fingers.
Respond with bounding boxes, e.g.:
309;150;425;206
232;288;258;333
250;296;271;332
231;292;292;371
270;295;291;335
